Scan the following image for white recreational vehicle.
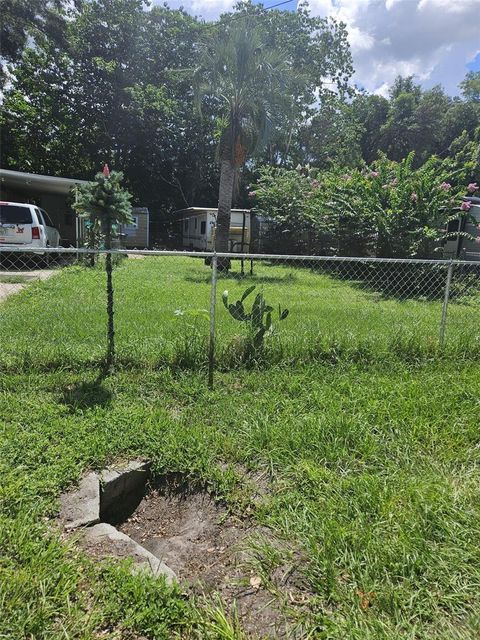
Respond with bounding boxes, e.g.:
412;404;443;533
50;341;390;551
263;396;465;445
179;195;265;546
176;207;252;252
444;197;480;260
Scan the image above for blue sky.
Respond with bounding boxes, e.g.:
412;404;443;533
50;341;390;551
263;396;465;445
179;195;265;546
467;52;480;72
158;0;480;97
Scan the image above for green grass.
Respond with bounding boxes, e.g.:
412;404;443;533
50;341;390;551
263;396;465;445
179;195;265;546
0;256;478;371
1;257;480;639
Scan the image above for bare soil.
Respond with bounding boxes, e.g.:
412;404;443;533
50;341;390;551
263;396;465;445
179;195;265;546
117;479;307;639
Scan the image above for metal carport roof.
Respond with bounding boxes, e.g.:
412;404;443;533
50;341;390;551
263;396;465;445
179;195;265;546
0;168;87;196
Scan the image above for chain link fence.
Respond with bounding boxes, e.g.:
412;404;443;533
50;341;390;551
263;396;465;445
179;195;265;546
1;247;479;383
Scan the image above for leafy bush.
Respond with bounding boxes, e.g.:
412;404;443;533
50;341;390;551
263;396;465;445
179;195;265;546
251;152;477;259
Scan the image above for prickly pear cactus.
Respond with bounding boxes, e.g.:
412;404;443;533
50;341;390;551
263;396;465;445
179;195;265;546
222;285;289;348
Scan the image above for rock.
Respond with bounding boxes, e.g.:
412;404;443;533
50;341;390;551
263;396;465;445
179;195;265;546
82;522;176;583
60;472;100;530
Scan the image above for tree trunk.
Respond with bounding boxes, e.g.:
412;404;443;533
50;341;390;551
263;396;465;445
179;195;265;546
215;157;235;270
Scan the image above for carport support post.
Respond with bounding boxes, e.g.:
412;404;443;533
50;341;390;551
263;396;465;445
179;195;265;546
208;254;218;389
439;261;453;348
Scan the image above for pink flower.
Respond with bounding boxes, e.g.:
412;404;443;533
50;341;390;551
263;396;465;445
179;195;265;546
467;182;479;193
382;179;398;189
439;182;451;191
410;192;418;203
460;201;472;211
369;171;379;178
102;163;110;177
248;191;256;197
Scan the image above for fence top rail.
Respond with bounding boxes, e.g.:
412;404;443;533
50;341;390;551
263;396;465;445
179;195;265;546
1;245;479;267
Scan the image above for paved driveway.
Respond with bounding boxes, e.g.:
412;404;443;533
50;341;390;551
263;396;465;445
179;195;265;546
0;269;57;302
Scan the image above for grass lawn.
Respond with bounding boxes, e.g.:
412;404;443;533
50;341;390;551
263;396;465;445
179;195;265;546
0;255;478;371
1;256;480;639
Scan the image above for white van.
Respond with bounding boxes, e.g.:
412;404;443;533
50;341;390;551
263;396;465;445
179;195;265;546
0;202;61;251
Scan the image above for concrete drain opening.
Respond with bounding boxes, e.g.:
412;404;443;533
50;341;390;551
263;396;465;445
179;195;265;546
60;461;300;638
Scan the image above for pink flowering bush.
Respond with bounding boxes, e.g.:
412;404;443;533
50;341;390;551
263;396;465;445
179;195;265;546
252;152;474;258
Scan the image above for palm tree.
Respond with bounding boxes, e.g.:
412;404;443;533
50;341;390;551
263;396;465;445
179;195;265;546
194;19;288;265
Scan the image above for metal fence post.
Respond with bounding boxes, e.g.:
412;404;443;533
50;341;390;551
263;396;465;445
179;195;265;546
208;254;218;389
439;261;453;347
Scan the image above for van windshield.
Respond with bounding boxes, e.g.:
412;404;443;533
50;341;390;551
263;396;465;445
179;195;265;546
0;205;32;225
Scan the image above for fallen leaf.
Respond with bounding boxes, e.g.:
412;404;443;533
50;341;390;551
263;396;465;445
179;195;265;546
356;590;375;611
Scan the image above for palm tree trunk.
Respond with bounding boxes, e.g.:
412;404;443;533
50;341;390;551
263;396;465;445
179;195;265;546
215;157;235;270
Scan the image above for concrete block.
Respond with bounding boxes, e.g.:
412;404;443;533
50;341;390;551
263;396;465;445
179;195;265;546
60;472;100;530
83;522;176;583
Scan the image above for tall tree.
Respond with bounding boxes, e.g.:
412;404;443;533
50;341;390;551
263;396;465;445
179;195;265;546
194;18;290;260
228;1;353;167
460;71;480;103
0;0;214;232
298;98;363;168
0;0;71;86
351;93;389;164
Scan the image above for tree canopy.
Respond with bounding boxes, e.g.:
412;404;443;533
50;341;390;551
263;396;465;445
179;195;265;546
1;0;479;251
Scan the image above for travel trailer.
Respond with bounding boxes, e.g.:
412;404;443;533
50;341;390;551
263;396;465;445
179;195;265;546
177;208;251;252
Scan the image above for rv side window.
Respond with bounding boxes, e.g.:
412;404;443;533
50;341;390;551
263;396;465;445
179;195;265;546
125;216;138;230
194;218;198;229
184;219;188;231
201;221;206;234
447;219;460;234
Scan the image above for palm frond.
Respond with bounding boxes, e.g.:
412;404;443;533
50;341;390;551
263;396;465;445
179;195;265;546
194;17;292;163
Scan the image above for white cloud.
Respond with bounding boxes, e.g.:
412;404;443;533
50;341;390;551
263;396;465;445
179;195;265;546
155;0;234;20
306;0;480;95
157;0;479;95
417;0;479;13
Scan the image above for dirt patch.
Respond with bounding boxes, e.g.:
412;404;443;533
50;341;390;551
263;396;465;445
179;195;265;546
115;477;305;638
62;463;310;638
